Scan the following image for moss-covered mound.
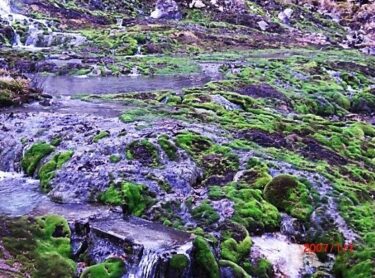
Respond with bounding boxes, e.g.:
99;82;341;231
80;258;125;278
263;175;314;221
209;183;280;233
21;142;55;176
192;236;220;278
0;215;75;277
98;181;155;217
126;139;160;166
39;150;74;192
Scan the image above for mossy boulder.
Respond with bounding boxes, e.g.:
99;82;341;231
80;258;125;278
236;167;272;190
98;181;155;217
167;253;189;277
126;139;160;166
192;236;220;278
22;142;55;176
263;175;314;221
175;132;212;157
1;215;75;277
191;201;220;226
351;92;375;114
39;150;74;192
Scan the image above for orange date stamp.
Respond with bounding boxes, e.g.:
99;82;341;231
303;243;354;253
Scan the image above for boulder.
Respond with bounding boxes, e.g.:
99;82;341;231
150;0;182;20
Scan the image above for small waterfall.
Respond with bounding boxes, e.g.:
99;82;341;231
0;0;85;49
128;249;160;278
116;17;123;28
135;45;142;56
129;66;140;77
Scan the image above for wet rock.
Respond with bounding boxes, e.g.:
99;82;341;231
190;0;206;9
258;20;269;31
151;0;182;20
278;8;293;24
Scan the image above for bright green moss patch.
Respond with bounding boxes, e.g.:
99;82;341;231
80;258;125;278
39;150;74;192
22;142;55;175
109;154;121;163
169;254;189;270
98;181;155;217
264;175;314;221
1;215;75;277
126;139;160;166
192;236;220;278
192;201;220;225
175;132;213;158
209;183;280;232
93;131;110;143
158;135;179;161
220;233;251;265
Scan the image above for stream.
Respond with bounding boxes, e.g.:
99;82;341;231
0;2;358;276
0;67;356;277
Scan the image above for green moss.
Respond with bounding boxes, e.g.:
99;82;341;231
220;234;251;265
39;150;74;192
192;236;220;278
211;184;280;232
93;131;110;143
170;254;189;270
192;201;220;225
126;139;160;166
109;154;121;163
158;135;178;161
175;132;212;157
98;181;154;217
2;215;75;277
263;175;314;221
334;246;374;278
219;260;251;278
248;258;273;278
22;142;55;175
80;258;125;278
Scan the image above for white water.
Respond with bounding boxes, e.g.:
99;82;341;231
0;171;44;216
251;233;322;278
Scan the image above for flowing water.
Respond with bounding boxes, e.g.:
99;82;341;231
0;0;85;48
34;73;217;96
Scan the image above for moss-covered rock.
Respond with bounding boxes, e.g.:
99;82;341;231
126;139;160;166
22;142;55;176
192;236;220;278
1;215;75;277
158;134;179;161
175;132;212;158
39;150;74;192
169;254;189;271
80;258;125;278
263;175;314;221
191;201;220;226
210;183;280;233
98;181;155;217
